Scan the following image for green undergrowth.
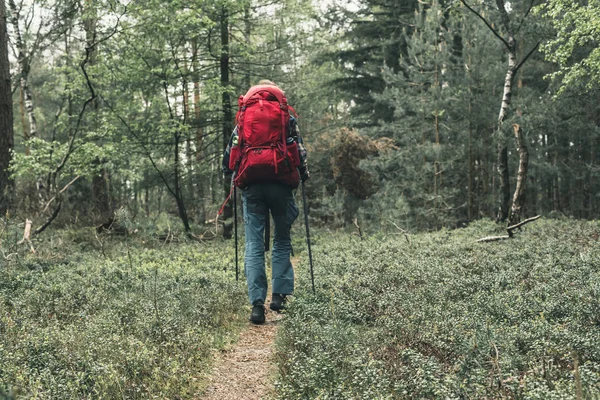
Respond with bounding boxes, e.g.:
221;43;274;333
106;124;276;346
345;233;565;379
275;219;600;399
0;228;247;399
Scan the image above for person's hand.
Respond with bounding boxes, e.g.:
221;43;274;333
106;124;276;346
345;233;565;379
301;168;310;183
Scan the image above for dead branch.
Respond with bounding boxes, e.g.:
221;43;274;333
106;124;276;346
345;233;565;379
477;215;541;242
0;220;7;243
32;201;62;237
17;219;31;244
353;218;363;240
387;219;410;244
17;219;35;253
31;176;79;237
459;0;510;49
41;175;80;213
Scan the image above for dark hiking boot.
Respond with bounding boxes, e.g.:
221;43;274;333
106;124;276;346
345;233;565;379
249;302;265;324
270;293;287;312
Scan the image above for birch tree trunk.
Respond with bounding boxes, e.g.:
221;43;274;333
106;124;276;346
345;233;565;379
7;0;37;139
495;0;516;222
0;0;14;214
508;124;528;225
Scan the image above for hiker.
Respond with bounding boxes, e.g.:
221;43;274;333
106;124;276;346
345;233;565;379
222;80;309;324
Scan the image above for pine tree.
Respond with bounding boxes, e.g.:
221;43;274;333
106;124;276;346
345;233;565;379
323;0;418;126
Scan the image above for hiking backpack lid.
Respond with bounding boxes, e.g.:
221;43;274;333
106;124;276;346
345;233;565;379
230;84;301;188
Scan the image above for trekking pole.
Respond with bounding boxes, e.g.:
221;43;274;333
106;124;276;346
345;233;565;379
233;181;239;281
218;172;239;281
264;212;270;252
301;180;315;293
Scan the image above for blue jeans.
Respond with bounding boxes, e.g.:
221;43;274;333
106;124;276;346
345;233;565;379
242;183;299;305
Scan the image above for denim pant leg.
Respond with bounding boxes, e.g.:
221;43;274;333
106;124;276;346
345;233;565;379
271;197;299;296
242;191;267;305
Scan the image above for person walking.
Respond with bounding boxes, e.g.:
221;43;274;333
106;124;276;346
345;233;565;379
222;80;309;324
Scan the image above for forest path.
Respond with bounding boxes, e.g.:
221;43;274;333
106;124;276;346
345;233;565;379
201;305;283;400
202;256;300;399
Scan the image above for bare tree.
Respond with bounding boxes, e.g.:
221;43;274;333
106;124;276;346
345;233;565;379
460;0;539;222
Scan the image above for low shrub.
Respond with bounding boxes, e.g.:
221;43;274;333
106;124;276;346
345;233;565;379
276;219;600;399
0;231;246;398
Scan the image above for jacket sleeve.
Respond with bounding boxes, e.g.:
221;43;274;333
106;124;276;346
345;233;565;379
222;127;238;175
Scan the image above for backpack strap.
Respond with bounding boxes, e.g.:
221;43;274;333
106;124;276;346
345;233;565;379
280;96;288;156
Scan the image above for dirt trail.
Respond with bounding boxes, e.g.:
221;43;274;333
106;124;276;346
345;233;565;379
203;257;299;399
202;302;283;400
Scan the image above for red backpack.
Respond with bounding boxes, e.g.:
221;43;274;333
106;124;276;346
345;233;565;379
229;85;301;188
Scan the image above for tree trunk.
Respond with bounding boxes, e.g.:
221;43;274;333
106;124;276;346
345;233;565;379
19;85;29;154
144;170;150;217
7;0;37;139
467;50;474;220
83;0;111;221
174;131;191;232
220;6;233;239
494;0;517;222
192;37;206;224
508;124;528;225
244;4;252;89
192;40;205;222
495;54;515;221
589;125;596;218
433;57;441;222
0;0;14;214
496;141;510;222
552;133;560;212
182;51;195;218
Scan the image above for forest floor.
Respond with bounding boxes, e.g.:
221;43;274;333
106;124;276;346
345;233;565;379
202;296;283;400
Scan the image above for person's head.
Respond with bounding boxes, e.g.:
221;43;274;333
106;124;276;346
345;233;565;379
258;79;278;87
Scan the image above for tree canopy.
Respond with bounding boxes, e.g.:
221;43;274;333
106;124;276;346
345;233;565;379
0;0;598;235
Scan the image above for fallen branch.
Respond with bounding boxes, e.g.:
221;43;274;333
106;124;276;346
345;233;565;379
507;215;541;233
477;234;511;243
2;250;18;260
477;215;541;242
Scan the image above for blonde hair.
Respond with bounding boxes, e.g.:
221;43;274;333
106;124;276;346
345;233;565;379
258;79;277;87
